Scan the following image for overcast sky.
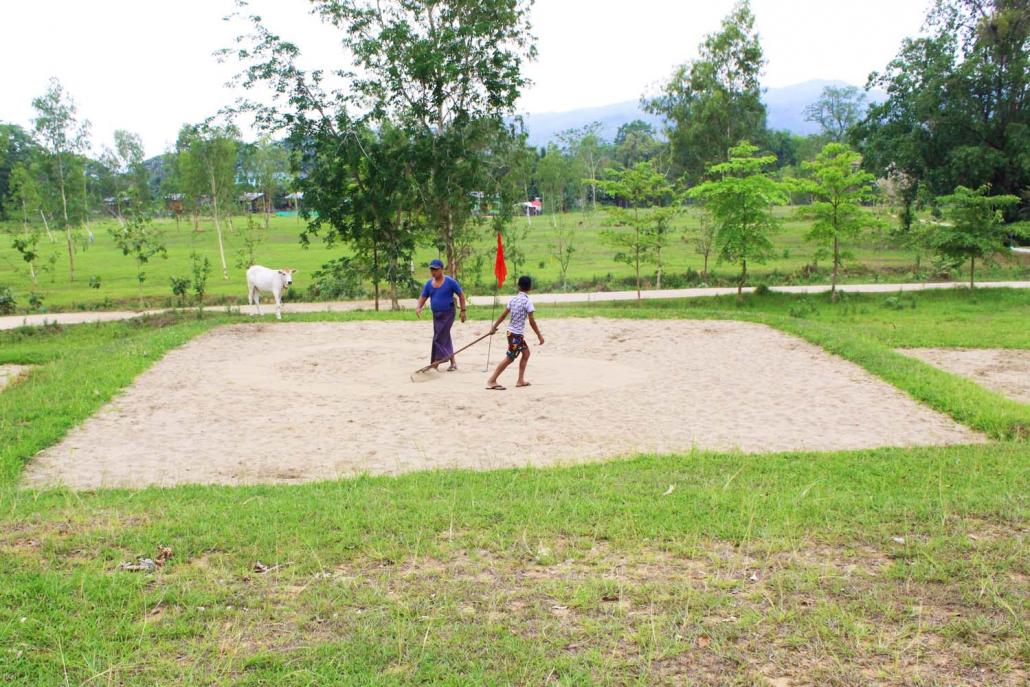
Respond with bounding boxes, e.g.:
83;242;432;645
0;0;929;157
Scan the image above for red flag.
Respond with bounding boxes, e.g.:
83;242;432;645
494;232;507;288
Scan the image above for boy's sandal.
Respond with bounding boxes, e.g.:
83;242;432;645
486;384;506;391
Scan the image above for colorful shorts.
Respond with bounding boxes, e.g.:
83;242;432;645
506;332;528;360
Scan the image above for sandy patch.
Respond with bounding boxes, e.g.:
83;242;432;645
0;364;31;392
898;348;1030;404
23;320;982;489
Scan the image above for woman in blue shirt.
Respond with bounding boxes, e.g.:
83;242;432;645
415;259;467;370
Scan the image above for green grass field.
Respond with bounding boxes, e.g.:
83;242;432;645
2;208;1028;312
1;290;1027;685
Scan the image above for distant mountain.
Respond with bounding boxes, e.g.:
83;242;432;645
517;80;886;147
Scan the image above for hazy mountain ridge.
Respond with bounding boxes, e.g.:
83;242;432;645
516;80;887;147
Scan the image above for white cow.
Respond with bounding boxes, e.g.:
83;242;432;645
246;265;296;320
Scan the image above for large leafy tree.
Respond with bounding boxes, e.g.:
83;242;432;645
299;118;423;310
687;141;788;295
613;120;662;169
930;185;1021;287
315;0;535;277
795;143;881;300
0;124;41;220
854;0;1029;221
645;0;766;180
803;86;867;142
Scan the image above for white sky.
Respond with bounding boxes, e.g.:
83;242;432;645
0;0;929;157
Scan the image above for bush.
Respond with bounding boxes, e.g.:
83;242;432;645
170;276;190;305
788;298;817;318
882;294;916;311
753;283;771;296
88;275;102;290
28;292;45;312
0;285;16;314
307;257;367;301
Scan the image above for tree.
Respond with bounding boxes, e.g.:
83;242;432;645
299;119;423;310
613;120;662;169
7;164;44;283
854;0;1029;220
687;141;788;295
804;86;867;142
108;205;167;308
316;0;535;277
0;124;40;220
594;161;675;299
931;185;1021;287
645;0;766;180
103;129;149;220
559;123;607;212
32;78;91;281
176;122;238;279
794;143;881;300
689;212;717;281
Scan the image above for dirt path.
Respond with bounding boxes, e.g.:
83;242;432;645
898;348;1030;404
3;280;1028;330
23;319;982;489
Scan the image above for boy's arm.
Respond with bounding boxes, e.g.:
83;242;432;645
488;307;510;334
528;313;544;345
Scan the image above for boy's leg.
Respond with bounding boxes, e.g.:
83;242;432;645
516;347;531;386
486;356;513;387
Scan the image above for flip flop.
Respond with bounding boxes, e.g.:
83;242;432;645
516;382;531;387
486;384;506;391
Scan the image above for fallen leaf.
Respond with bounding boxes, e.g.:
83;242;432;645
601;592;620;602
891;536;906;545
155;546;173;566
697;635;710;648
662;484;675;496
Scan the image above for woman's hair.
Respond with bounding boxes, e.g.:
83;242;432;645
517;275;532;291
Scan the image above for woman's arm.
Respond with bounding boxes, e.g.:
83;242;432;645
458;291;467;323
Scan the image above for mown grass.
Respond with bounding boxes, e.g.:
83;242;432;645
0;290;1026;685
2;207;1027;311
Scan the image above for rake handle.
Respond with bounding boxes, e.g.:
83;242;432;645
416;331;494;374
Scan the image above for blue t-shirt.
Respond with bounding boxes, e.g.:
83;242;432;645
421;276;463;312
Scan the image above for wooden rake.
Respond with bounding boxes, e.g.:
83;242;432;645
410;331;494;382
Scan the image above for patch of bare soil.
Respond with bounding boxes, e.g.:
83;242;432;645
24;320;982;489
898;347;1030;404
0;364;31;392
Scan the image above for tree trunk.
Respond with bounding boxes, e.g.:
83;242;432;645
969;256;975;289
445;204;456;278
209;170;229;279
703;251;709;281
373;241;380;312
57;155;75;281
739;258;747;296
39;210;54;242
831;236;840;303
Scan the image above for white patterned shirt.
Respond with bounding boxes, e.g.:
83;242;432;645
507;292;535;335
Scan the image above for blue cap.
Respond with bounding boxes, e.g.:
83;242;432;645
429;259;444;269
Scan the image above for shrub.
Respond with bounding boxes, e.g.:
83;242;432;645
88;275;102;290
307;257;366;301
170;276;190;306
28;292;45;312
882;294;916;310
0;285;16;314
753;283;771;296
788;298;817;318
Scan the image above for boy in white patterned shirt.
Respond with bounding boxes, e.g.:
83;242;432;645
485;276;545;390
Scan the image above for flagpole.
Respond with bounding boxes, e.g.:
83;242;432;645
485;231;507;372
483;281;497;372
